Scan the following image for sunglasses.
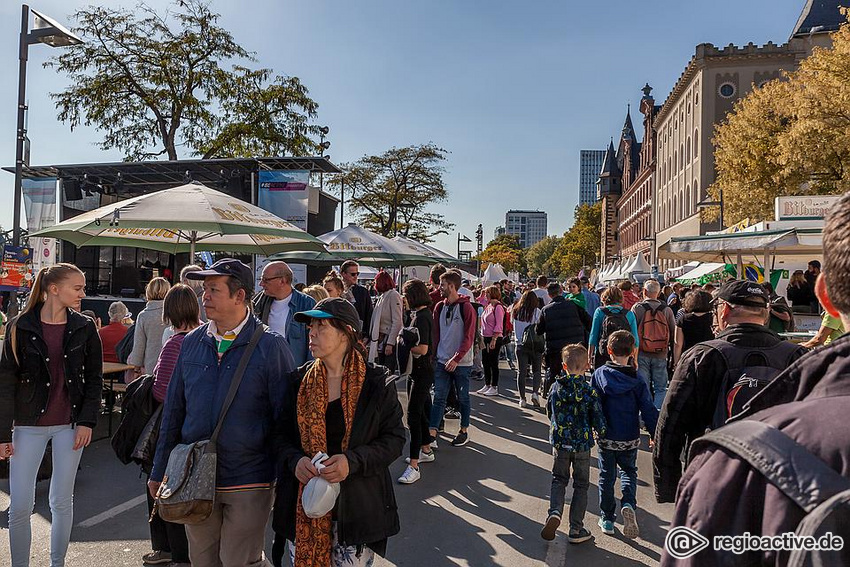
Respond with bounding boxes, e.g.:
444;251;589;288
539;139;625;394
260;275;283;283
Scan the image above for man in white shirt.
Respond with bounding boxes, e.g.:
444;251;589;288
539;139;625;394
253;261;316;366
534;275;551;308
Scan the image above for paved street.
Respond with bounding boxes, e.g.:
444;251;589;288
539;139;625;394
0;362;673;566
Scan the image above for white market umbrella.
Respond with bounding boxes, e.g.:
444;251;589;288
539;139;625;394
392;235;460;264
318;224;433;266
630;252;652;275
29;182;326;257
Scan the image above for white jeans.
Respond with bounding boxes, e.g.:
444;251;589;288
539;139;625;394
8;425;84;567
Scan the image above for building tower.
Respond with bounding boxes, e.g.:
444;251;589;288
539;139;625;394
597;139;622;265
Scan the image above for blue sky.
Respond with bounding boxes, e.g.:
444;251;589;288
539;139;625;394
0;0;808;256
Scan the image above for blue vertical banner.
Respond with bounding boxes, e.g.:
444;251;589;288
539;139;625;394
257;170;310;231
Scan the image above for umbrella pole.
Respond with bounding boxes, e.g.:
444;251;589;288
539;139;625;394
190;231;197;261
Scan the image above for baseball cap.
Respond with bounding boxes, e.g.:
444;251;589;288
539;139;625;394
713;280;769;308
185;258;254;293
293;297;362;333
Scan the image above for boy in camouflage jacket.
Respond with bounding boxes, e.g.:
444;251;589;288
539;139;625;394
541;344;606;543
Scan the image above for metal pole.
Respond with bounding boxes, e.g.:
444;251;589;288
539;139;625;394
339;180;344;229
719;189;725;229
13;5;29;248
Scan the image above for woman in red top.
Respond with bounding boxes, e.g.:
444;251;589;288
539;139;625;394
98;301;130;363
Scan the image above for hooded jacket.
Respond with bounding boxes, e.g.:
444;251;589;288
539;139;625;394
663;334;850;567
592;362;658;444
547;373;606;452
652;323;807;503
433;295;477;367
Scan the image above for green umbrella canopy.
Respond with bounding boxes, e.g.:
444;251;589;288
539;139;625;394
29;182;327;256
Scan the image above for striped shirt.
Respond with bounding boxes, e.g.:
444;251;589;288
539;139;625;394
152;333;187;403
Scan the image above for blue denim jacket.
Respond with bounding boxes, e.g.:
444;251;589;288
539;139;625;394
150;315;295;487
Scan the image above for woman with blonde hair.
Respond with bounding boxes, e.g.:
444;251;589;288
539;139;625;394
128;277;171;377
272;298;405;566
0;264;102;567
477;285;506;397
322;271;345;299
303;285;330;303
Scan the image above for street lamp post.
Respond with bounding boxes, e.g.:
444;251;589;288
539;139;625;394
12;5;82;249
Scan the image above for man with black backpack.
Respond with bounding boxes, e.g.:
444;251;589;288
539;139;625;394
653;280;807;504
536;282;592;395
632;280;676;409
661;194;850;566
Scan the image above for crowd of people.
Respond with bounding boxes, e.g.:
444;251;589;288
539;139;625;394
0;195;849;566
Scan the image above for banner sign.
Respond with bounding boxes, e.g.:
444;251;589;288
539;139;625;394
0;246;35;291
23;178;57;232
258;170;310;231
775;195;841;221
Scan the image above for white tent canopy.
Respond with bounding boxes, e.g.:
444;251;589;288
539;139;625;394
482;263;508;285
673;262;727;284
627;252;652;275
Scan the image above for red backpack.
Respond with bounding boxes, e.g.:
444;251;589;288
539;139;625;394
502;304;513;336
637;302;670;354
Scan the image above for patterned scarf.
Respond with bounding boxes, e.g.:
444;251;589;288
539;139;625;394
295;350;366;566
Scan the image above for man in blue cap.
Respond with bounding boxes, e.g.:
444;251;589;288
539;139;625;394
149;258;295;566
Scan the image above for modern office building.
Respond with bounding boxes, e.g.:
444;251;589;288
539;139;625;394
579;150;606;206
505;210;547;248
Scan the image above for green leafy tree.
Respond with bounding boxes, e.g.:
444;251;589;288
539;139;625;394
47;0;319;160
327;144;454;241
552;203;601;277
477;234;526;274
711;10;850;223
525;236;562;278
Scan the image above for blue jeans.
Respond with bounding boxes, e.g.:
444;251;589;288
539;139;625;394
9;425;84;567
597;448;638;523
638;355;668;409
430;363;472;429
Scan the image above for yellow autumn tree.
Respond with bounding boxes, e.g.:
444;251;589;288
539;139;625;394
710;9;850;223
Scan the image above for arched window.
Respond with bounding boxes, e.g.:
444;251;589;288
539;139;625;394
674;151;678;173
680;144;685;170
694;179;699;210
673;194;679;224
694;130;699;158
686;137;691;163
685;184;691;214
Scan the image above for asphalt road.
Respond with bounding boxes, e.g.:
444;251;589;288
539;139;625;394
0;362;674;566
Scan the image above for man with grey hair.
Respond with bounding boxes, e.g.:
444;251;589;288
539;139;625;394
180;264;207;322
631;280;676;409
253;260;316;367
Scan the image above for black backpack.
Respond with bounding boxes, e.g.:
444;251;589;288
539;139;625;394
115;322;136;364
599;307;632;353
703;339;803;430
690;420;850;567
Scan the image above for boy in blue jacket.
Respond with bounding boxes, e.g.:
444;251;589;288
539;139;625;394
542;344;607;543
591;330;658;540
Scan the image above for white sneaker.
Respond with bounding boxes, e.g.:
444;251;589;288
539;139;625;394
518;398;529;408
430;440;439;450
476;385;489;394
405;450;435;464
484;386;499;397
531;394;541;407
398;465;421;484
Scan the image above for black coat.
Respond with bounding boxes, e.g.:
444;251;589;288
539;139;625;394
350;284;374;339
652;323;807;503
664;334;850;566
535;295;592;353
273;361;405;555
0;305;103;442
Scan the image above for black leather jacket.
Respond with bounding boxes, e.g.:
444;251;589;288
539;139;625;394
273;361;405;555
0;305;103;442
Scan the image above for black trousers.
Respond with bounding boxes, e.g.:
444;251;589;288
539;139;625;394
483;337;503;387
407;373;434;460
544;350;562;396
146;478;189;562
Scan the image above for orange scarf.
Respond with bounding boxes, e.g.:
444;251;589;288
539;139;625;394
295;351;366;566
